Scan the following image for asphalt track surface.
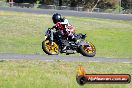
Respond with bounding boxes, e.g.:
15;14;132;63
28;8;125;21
0;53;132;62
0;7;132;21
0;7;132;62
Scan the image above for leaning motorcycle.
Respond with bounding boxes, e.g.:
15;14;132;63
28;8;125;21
42;23;96;57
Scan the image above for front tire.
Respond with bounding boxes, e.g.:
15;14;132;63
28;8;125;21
79;42;96;57
42;40;59;55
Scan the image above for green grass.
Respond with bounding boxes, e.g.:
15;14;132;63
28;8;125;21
0;60;131;88
0;11;132;58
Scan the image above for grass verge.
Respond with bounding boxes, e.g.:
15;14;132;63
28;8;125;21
0;11;132;58
0;60;131;88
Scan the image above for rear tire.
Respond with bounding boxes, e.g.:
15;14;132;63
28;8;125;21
79;42;96;57
42;40;59;55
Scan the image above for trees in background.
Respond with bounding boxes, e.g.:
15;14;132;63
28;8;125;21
7;0;36;3
6;0;132;10
122;0;132;9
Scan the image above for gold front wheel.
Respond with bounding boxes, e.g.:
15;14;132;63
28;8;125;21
42;40;59;55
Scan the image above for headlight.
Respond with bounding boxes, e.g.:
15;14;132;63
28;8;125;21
45;36;47;40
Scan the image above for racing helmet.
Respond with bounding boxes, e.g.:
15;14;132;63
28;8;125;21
52;13;62;24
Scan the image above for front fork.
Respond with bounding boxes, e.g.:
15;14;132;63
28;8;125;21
45;29;54;45
50;29;54;45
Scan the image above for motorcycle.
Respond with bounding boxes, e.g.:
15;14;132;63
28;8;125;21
42;23;96;57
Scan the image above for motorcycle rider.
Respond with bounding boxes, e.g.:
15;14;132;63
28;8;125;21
52;13;75;40
52;13;76;51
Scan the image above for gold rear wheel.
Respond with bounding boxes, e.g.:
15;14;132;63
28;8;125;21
79;42;96;57
82;43;95;54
